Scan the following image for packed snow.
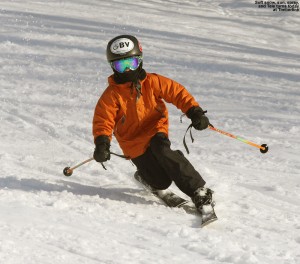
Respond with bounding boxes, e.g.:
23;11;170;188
0;0;299;263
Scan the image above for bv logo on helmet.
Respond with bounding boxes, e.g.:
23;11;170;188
110;38;134;54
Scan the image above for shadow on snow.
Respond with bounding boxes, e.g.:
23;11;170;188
0;176;155;206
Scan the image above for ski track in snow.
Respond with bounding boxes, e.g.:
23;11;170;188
0;0;299;263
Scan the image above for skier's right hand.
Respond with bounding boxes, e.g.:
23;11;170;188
93;135;111;162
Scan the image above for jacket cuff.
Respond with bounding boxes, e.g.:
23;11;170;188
95;135;110;145
186;106;204;119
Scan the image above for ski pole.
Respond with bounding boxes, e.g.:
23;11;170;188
208;125;268;154
63;157;94;176
63;152;129;177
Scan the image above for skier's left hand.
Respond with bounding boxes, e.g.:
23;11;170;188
186;106;210;131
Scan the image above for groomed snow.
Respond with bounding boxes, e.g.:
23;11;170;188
0;1;299;263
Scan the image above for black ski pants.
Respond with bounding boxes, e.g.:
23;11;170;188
131;133;206;197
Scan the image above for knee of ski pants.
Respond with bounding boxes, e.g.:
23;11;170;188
132;147;172;190
150;133;171;156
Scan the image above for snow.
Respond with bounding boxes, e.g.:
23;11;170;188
0;0;300;263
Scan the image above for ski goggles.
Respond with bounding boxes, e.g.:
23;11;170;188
110;56;142;73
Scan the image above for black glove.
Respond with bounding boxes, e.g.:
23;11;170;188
186;106;210;130
93;135;111;163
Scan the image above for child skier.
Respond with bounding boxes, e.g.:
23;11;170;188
93;35;215;215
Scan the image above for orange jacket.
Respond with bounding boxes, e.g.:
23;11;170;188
93;73;199;159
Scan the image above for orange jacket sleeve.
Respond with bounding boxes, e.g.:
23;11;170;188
93;87;119;142
153;74;199;113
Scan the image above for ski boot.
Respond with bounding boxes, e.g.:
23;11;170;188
134;171;188;207
192;187;218;226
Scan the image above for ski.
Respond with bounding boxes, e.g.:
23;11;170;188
199;203;218;227
134;171;217;227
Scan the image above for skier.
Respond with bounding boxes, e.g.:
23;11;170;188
93;35;215;215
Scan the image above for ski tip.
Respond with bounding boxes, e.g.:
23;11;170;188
201;217;218;228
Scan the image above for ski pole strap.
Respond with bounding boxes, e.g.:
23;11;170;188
110;151;129;159
100;162;107;170
180;113;186;123
99;152;129;171
100;152;129;170
182;122;214;154
183;124;194;154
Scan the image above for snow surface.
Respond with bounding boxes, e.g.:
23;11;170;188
0;0;300;263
